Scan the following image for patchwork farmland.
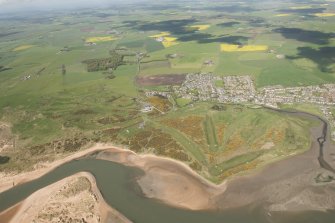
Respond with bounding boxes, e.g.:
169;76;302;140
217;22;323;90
0;0;334;182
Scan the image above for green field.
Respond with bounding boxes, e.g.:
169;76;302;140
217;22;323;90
0;0;333;181
155;103;313;181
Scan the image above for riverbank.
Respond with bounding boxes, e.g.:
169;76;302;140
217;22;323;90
0;143;116;193
94;148;227;210
0;172;131;223
213;118;335;212
0;108;335;221
0;143;228;211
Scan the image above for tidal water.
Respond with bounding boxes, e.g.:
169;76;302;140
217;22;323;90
1;158;335;223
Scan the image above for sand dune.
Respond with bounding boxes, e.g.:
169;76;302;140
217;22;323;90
0;143;116;193
0;172;131;223
1;120;335;223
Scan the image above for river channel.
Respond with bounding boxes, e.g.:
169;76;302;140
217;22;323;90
0;109;334;223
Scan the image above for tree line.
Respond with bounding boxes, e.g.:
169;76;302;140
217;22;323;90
82;50;124;72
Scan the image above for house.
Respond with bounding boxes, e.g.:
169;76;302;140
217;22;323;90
141;104;154;113
203;60;214;66
85;42;97;46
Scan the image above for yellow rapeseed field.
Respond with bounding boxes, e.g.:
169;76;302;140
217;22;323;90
314;13;335;17
220;44;269;52
85;36;117;43
164;36;178;42
290;6;312;9
162;41;179;48
189;25;210;31
13;45;34;51
149;32;171;38
275;14;291;17
149;32;179;48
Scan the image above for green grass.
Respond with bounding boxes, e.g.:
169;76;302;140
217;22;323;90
209;151;264;176
0;2;332;180
204;114;219;151
146;117;208;164
255;59;335;87
147;103;313;180
215;53;262;77
175;98;192;107
280;103;323;116
214;80;224;87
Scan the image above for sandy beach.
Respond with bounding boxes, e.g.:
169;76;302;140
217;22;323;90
95;148;227;210
1;116;335;223
0;143;228;222
0;143;116;193
93;121;335;213
0;172;131;223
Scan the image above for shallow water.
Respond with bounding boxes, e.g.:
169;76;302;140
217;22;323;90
0;158;335;223
1;109;335;222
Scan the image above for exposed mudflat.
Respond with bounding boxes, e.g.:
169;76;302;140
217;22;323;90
1;110;335;222
214;119;335;212
94;133;335;213
94;110;335;214
95;148;227;210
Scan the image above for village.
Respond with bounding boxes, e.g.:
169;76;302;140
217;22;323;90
145;73;335;140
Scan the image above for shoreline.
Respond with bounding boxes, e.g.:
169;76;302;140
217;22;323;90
95;147;227;189
0;203;22;223
0;143;117;193
0;108;334;220
94;148;227;210
0;143;228;213
0;172;131;223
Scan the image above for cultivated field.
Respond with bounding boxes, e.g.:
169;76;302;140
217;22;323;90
0;0;333;182
85;36;118;43
220;44;269;52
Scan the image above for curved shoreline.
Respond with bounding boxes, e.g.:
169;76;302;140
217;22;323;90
0;108;334;221
264;106;335;174
0;143;117;193
0;144;227;215
263;106;335;173
0;172;131;223
94;148;227;210
213;107;335;211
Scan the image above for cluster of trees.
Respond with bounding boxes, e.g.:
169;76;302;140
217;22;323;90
82;50;124;72
61;64;66;75
0;66;11;73
0;155;10;164
211;104;226;111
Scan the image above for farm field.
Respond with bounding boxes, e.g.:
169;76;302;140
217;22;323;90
0;0;334;182
85;36;118;43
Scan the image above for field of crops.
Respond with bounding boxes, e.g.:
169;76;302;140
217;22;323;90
220;44;269;52
85;36;118;43
0;0;333;180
